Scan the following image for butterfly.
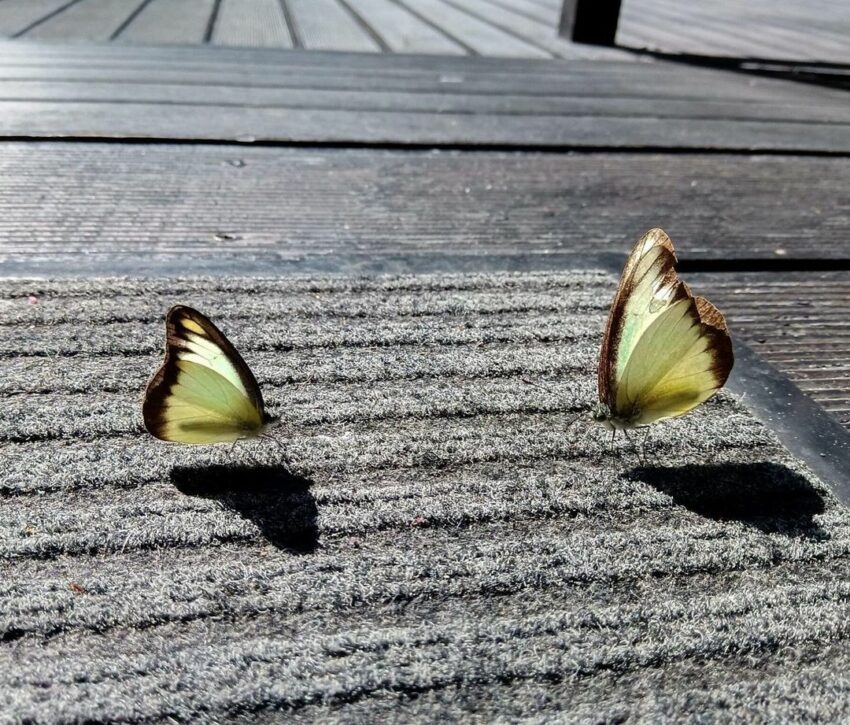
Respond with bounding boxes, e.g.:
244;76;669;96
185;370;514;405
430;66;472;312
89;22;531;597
143;305;273;444
593;228;733;432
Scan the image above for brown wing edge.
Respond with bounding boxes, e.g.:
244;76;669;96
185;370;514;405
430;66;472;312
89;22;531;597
142;358;173;440
694;296;735;390
598;228;687;409
142;307;183;440
142;305;268;440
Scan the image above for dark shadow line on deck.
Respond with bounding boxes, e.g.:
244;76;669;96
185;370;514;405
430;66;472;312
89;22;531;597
109;0;155;41
336;0;391;53
478;0;555;26
436;0;558;60
386;0;479;56
11;0;85;38
277;0;301;48
621;46;850;92
204;0;223;44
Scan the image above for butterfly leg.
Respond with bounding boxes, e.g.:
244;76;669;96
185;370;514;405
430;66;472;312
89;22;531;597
622;428;640;464
226;437;240;462
641;428;651;465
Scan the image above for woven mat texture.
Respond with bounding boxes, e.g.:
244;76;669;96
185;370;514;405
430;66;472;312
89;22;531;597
1;272;849;723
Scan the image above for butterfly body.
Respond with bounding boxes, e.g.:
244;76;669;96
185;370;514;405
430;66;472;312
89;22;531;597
143;305;273;444
592;402;639;431
595;229;733;429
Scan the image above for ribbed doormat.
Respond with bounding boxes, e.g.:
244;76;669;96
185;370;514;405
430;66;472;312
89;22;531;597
1;272;849;722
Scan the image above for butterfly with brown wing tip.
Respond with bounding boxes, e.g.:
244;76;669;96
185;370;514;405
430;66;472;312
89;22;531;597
593;228;734;434
143;305;276;444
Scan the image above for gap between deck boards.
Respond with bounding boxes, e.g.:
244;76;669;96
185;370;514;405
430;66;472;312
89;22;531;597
2;136;850;159
9;253;850;278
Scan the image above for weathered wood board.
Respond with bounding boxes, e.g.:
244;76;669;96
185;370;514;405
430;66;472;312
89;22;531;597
693;271;850;429
0;43;846;150
1;144;848;266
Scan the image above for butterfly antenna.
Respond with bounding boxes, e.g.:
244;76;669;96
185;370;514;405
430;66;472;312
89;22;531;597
622;428;642;465
564;410;586;432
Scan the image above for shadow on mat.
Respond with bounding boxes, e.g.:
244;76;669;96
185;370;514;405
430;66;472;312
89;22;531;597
628;462;827;539
171;465;319;553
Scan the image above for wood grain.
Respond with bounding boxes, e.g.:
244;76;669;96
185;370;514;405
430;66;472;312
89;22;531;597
0;0;78;37
211;0;293;48
342;0;466;55
2;0;847;66
1;143;848;263
0;44;845;149
24;0;142;41
692;272;850;428
286;0;382;52
116;0;215;45
618;0;850;64
390;0;550;57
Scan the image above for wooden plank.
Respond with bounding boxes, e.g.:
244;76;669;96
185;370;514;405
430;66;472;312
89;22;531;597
1;144;848;263
618;6;751;57
286;0;382;52
2;69;839;114
342;0;466;55
395;0;552;57
620;0;850;63
4;80;850;125
24;0;143;41
657;0;850;59
0;44;845;150
478;0;558;26
118;0;214;44
0;37;633;69
621;2;808;59
0;0;77;37
692;272;850;428
0;44;838;108
3;100;850;151
211;0;293;48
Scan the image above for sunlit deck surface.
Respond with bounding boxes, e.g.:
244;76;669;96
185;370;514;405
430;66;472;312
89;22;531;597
1;0;848;63
1;1;850;721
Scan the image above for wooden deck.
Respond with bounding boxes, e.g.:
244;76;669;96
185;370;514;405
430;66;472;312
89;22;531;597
0;0;847;63
0;43;848;151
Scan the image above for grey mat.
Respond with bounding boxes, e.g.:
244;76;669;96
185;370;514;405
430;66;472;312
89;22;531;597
1;272;849;722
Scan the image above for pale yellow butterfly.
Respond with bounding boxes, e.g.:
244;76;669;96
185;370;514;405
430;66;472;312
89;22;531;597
593;228;733;431
143;305;273;444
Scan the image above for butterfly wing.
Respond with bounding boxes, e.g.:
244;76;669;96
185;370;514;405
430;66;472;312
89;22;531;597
598;229;733;426
143;306;266;444
598;228;687;410
617;295;733;426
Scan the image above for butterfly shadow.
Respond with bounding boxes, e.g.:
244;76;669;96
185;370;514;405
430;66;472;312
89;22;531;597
171;464;319;553
628;461;828;539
